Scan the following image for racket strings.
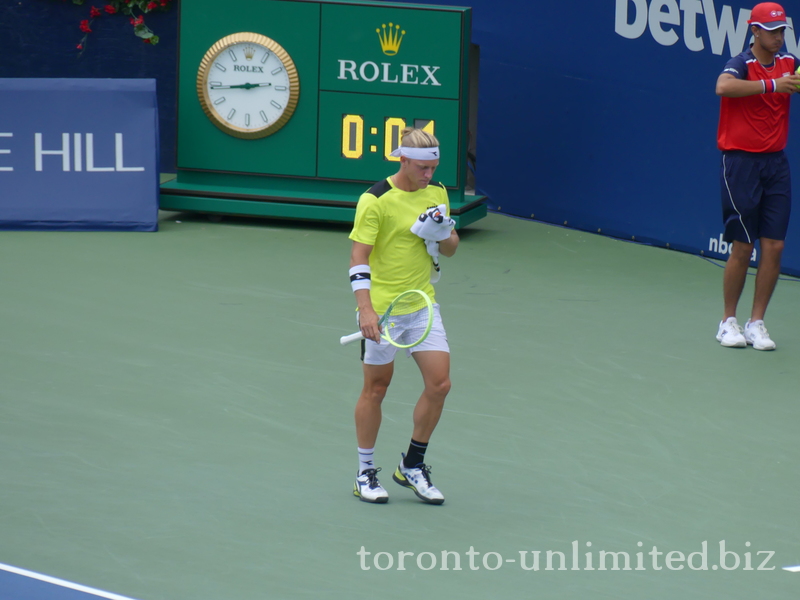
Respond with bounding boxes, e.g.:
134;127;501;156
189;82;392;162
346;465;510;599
383;293;431;346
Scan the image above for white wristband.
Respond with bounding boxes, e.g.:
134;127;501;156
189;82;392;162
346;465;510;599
349;264;371;292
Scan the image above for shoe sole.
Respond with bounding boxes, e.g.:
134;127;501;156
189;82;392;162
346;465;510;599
392;470;445;505
746;341;776;351
353;485;388;504
716;336;746;348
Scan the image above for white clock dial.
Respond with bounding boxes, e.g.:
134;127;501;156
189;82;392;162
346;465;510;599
197;33;300;139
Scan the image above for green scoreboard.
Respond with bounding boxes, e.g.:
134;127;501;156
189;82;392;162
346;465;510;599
160;0;486;227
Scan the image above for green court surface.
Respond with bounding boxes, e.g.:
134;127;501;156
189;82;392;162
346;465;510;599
2;211;800;600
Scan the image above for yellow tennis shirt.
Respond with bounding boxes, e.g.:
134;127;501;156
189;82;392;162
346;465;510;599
349;177;450;313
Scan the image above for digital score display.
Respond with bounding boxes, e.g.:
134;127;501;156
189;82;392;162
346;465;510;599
317;91;459;184
340;116;434;161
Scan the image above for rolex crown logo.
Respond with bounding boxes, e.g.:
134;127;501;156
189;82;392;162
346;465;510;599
243;44;256;60
376;23;405;56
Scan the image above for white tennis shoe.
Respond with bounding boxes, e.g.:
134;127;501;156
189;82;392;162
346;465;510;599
354;468;389;503
392;454;444;505
744;320;776;351
716;317;746;348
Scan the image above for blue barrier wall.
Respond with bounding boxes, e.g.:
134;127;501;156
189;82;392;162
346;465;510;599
4;1;800;272
424;0;800;274
0;79;160;231
393;0;800;274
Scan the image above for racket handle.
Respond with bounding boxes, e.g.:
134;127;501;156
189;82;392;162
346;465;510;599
340;331;365;346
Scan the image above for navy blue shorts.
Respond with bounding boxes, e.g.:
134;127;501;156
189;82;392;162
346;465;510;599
720;150;792;243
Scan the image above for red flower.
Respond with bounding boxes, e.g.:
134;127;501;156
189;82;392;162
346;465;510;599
104;5;117;14
143;38;152;44
130;15;144;26
79;19;92;33
160;0;168;5
77;43;83;49
147;1;158;9
90;6;101;18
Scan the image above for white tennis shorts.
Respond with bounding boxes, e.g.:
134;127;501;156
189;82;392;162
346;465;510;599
362;303;449;365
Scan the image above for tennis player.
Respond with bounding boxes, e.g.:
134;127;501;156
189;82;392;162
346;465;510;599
715;2;800;351
348;127;459;504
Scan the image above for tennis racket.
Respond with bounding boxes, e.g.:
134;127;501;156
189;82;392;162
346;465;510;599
340;289;434;348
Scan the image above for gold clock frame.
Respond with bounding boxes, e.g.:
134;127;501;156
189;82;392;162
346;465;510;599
196;32;300;140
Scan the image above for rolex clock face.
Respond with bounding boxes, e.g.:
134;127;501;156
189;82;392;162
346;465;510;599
196;32;300;139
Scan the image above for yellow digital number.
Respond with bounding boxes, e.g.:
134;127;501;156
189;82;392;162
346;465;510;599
342;114;364;159
414;119;435;136
384;117;406;162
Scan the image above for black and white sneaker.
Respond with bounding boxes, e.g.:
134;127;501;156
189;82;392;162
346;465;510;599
354;468;389;503
392;453;444;505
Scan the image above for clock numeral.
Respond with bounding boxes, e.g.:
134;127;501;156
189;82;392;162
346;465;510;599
271;67;283;76
270;100;282;110
209;81;222;88
227;109;236;121
214;64;227;72
260;111;269;124
261;52;270;64
213;97;226;105
274;86;288;91
228;49;238;62
245;114;251;127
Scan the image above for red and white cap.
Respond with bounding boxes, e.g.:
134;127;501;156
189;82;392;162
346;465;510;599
748;2;791;30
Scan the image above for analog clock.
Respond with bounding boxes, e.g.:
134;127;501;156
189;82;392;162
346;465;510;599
196;32;300;139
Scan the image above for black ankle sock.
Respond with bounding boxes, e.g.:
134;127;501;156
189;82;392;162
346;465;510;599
404;439;428;468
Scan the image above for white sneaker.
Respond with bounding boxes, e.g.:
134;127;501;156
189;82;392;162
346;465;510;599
354;468;389;503
744;320;776;351
716;317;746;348
392;453;444;505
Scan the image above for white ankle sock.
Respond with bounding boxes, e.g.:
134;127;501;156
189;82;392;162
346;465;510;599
358;447;375;474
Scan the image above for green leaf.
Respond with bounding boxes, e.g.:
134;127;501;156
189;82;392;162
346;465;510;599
134;26;154;39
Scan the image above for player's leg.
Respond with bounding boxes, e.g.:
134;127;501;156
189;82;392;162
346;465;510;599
392;304;451;504
409;350;451;443
353;342;396;503
717;151;757;347
744;152;790;350
751;237;784;322
723;240;754;320
355;361;394;450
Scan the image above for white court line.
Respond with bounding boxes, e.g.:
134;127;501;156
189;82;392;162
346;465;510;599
782;565;800;572
0;562;141;600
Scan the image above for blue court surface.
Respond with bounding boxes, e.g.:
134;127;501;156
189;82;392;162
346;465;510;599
0;564;139;600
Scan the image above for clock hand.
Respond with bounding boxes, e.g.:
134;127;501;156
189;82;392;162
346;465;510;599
209;82;273;90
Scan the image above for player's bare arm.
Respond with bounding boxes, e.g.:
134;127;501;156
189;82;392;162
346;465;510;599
716;72;800;97
350;241;381;342
438;228;459;257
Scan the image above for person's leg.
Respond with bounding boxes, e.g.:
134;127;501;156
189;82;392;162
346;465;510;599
723;240;754;320
355;361;394;451
719;150;758;332
744;152;791;350
409;350;451;443
751;237;784;322
353;361;394;503
392;350;450;505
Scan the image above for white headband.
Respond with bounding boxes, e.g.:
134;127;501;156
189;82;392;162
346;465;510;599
389;146;440;160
